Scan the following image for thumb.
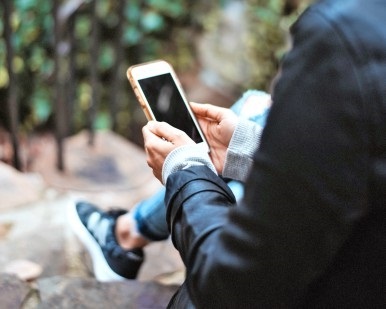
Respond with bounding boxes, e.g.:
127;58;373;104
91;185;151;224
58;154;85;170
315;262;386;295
190;102;228;122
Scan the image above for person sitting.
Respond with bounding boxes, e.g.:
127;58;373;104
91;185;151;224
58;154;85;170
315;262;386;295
141;0;386;307
69;90;271;280
72;0;386;306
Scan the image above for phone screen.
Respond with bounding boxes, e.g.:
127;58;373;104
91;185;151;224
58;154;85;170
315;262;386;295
138;73;204;143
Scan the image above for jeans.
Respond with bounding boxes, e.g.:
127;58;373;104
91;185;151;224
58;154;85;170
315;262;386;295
132;90;271;241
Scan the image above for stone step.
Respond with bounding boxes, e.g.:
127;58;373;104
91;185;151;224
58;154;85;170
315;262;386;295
0;273;178;309
0;130;185;307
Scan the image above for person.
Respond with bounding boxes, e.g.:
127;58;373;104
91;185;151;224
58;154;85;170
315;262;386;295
141;0;386;307
69;90;271;281
71;0;386;307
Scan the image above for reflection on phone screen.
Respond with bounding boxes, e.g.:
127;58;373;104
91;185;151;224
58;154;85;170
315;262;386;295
138;73;203;143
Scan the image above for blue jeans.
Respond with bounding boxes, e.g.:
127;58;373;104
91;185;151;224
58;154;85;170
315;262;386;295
133;90;270;241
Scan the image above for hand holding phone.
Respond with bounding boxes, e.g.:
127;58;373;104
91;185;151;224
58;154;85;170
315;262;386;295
127;60;209;152
190;102;238;173
142;120;196;181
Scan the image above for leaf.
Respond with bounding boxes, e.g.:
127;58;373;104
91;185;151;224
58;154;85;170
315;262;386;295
147;0;185;18
95;111;111;129
125;2;141;23
141;11;165;33
97;0;110;19
40;59;54;76
0;67;9;88
13;56;24;73
98;44;114;71
15;0;36;11
75;16;91;38
32;89;51;122
123;26;142;45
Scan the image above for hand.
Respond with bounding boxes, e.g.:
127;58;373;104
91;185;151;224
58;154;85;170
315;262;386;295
142;121;195;182
190;102;238;174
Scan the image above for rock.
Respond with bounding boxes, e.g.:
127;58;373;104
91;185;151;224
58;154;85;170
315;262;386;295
0;221;13;239
3;259;43;282
0;130;185;307
0;194;77;280
28;130;162;210
154;270;185;286
38;276;178;309
0;162;44;211
29;130;159;193
0;274;179;308
0;274;32;308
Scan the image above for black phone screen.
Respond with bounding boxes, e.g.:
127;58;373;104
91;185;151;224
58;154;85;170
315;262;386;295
138;73;203;143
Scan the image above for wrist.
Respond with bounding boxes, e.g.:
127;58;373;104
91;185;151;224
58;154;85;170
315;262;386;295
162;144;217;184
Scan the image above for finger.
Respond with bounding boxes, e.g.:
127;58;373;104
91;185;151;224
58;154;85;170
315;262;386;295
146;121;187;144
190;102;228;122
142;125;167;149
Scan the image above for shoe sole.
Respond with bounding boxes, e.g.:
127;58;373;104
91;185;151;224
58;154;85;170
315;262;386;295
67;201;127;282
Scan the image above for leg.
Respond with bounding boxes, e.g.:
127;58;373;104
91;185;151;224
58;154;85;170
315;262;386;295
68;202;145;281
68;188;170;282
115;188;169;248
69;89;271;281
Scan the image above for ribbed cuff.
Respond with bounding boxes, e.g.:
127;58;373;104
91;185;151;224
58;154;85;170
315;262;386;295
162;144;217;184
223;119;263;182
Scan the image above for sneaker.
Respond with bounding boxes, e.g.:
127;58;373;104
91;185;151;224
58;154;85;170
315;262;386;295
68;201;144;281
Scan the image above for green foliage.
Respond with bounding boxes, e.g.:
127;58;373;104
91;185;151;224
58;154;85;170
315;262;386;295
146;0;185;18
0;0;203;135
245;0;312;90
0;0;312;137
141;11;165;33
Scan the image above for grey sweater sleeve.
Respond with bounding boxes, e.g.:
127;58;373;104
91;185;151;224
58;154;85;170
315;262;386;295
162;144;217;184
162;120;263;184
222;119;263;182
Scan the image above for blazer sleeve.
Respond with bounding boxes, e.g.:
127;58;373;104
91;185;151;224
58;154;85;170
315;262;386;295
165;5;371;308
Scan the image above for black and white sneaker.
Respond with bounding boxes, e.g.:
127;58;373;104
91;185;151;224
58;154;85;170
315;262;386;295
69;201;144;281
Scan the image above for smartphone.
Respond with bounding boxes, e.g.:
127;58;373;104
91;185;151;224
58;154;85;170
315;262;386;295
127;60;209;152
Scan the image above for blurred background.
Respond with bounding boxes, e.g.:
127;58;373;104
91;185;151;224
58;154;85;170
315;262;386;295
0;0;311;172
